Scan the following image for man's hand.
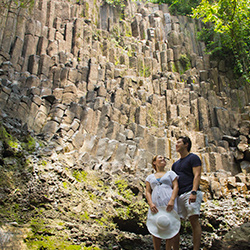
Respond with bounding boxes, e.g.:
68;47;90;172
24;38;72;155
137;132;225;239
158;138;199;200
189;193;197;203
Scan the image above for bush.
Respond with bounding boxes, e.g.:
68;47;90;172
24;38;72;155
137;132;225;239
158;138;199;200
150;0;201;15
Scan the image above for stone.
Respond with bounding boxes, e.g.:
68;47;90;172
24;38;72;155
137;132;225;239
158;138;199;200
47;40;58;57
198;97;210;132
210;179;223;199
135;105;147;126
114;143;127;162
22;34;38;70
200;70;208;81
106;121;120;140
88;63;98;88
220;222;250;250
68;68;80;83
237;135;248;152
33;110;47;132
37;36;48;55
239;120;250;136
38;55;52;77
222;135;238;147
131;14;142;38
209;152;223;172
28;55;40;75
240;161;250;174
71;130;85;149
10;36;24;67
231;89;247;109
177;104;190;117
214;107;230;134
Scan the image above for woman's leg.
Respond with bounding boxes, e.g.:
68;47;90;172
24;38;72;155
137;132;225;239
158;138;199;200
152;236;161;250
165;239;171;250
168;233;180;250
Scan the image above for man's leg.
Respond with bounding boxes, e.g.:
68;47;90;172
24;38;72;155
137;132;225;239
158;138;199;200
189;215;201;250
152;236;161;250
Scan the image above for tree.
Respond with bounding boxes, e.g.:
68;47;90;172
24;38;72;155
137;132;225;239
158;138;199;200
150;0;201;15
192;0;250;83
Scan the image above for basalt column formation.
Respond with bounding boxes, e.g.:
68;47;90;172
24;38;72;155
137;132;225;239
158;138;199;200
0;0;249;248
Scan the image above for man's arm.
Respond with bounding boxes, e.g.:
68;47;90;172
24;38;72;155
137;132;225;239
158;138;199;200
189;166;201;203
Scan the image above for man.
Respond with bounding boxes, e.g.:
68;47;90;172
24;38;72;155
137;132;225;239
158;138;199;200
172;136;202;250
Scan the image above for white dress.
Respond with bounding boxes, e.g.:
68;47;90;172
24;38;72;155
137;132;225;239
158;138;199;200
146;170;178;212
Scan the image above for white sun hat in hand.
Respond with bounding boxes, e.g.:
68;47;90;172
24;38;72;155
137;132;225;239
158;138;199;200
146;207;181;239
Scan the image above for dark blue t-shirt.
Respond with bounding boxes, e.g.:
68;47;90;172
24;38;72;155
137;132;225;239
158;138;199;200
172;153;201;195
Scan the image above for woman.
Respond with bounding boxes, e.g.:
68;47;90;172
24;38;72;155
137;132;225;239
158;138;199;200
146;155;180;250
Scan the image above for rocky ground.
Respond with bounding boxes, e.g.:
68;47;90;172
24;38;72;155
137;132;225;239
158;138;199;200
0;116;249;250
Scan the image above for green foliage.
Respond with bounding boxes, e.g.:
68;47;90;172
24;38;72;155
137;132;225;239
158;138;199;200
29;217;47;234
147;106;158;127
88;192;97;201
0;125;16;145
40;159;47;166
115;179;134;200
0;0;35;13
26;235;87;250
181;220;192;233
105;0;126;9
179;53;191;73
128;200;148;227
196;25;225;56
114;179;148;227
192;0;250;84
80;211;89;220
144;66;151;78
79;1;89;18
26;217;101;249
8;140;19;149
73;170;88;182
149;0;201;15
21;135;36;153
172;62;177;72
63;182;68;189
0;202;25;224
0;123;38;156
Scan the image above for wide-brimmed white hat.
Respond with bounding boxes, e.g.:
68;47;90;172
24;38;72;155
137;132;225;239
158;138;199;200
146;207;180;239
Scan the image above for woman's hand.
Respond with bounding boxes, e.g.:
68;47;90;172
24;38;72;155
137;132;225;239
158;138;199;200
167;177;178;212
150;203;158;213
146;182;158;213
166;199;174;212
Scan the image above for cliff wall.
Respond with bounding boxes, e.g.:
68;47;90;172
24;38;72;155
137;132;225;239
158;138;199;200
0;0;249;249
1;0;249;185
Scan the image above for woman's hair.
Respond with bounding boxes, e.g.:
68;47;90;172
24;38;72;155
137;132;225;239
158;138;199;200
152;155;158;170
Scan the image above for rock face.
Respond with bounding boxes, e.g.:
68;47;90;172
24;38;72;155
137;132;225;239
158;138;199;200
0;0;249;178
0;0;249;249
211;222;250;250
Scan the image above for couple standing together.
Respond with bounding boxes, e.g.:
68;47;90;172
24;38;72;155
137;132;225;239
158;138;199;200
146;136;203;250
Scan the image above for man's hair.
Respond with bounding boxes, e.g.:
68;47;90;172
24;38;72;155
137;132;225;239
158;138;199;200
179;136;192;152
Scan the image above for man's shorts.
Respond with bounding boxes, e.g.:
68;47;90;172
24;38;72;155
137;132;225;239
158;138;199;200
177;190;203;220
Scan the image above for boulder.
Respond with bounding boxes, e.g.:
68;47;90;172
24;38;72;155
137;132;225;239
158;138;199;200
212;222;250;250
